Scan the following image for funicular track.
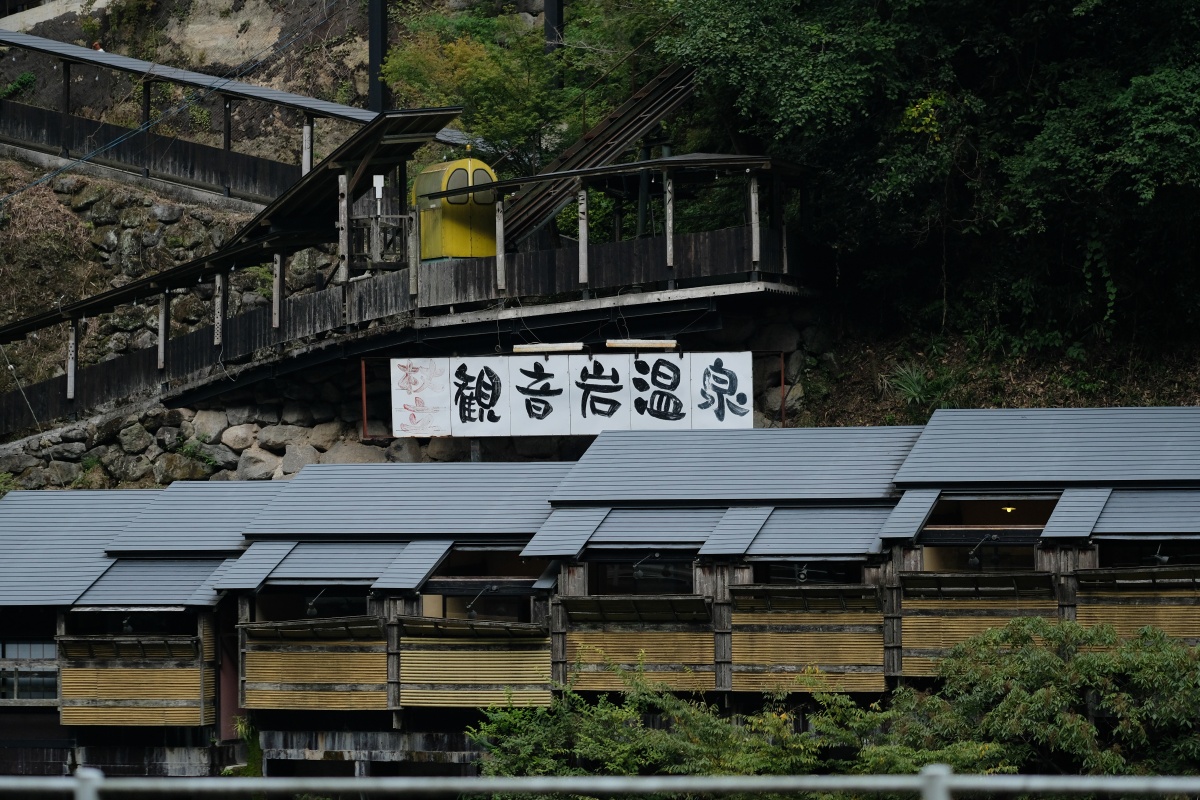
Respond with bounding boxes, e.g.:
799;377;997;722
502;64;696;244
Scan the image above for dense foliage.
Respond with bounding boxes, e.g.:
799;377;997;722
469;620;1200;777
385;0;1200;353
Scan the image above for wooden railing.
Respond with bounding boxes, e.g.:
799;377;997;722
0;225;785;438
0;100;301;201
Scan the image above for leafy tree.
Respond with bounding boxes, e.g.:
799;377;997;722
660;0;1200;350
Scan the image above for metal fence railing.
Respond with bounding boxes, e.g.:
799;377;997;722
2;766;1200;800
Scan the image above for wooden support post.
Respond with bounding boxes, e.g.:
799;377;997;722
335;171;351;284
271;253;285;330
664;172;675;268
495;197;506;292
781;222;789;274
213;272;226;346
301;115;314;175
407;209;419;297
66;320;77;401
60;61;71;157
141;81;153;179
157;293;169;370
577;185;588;286
749;174;761;266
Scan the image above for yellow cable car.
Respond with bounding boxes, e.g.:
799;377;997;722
413;157;498;260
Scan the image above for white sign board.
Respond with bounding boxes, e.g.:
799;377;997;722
391;352;753;437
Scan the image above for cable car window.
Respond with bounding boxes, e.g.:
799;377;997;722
446;168;469;205
473;169;495;204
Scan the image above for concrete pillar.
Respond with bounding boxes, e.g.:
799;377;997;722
301;115;314;175
271;253;285;330
65;319;77;401
495;198;506;292
577;185;588;286
157;293;169;370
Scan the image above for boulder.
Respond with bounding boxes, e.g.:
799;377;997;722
384;439;421;463
309;420;347;452
154;452;213;483
107;454;153;483
220;424;258;452
45;460;81;485
280;402;314;427
282;443;320;474
257;425;307;454
0;453;42;474
237;446;281;480
761;382;806;419
118;423;154;454
151;203;184;223
319;441;387;464
208;470;238;481
47;441;87;462
16;467;46;489
193;442;239;470
224;405;256;426
426;437;467;462
88;415;126;449
156;426;184;451
192;409;229;442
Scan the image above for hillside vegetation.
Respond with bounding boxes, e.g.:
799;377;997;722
1;0;1198;415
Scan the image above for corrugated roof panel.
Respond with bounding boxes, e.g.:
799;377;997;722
896;408;1200;485
0;30;378;122
879;489;941;540
1041;488;1111;538
213;540;296;590
551;428;923;503
372;540;453;590
521;507;609;558
0;489;159;606
699;507;773;555
75;559;227;606
243;463;569;538
108;481;286;555
271;542;409;581
589;508;723;547
1093;490;1200;536
746;506;894;557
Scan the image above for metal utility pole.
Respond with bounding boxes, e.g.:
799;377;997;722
368;0;386;112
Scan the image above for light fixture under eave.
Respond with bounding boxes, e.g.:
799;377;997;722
513;342;585;354
1001;506;1017;513
605;339;677;350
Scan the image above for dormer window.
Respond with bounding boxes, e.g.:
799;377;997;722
918;494;1058;572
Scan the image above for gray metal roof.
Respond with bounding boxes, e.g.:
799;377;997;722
1041;488;1111;538
243;463;570;539
212;540;296;590
699;507;773;555
0;29;377;122
746;506;894;557
372;540;454;590
551;428;924;504
878;489;941;540
271;542;409;581
896;408;1200;486
0;489;159;606
1093;490;1200;537
75;558;231;606
107;481;286;555
521;507;610;558
589;508;724;547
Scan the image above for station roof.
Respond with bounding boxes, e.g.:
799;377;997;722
75;558;233;606
895;408;1200;487
0;29;378;122
550;427;923;505
0;489;159;605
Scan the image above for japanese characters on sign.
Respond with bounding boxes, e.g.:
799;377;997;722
390;352;752;437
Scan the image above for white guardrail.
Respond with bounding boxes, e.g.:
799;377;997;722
2;765;1200;799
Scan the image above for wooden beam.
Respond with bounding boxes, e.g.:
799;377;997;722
271;253;285;330
495;198;506;292
65;319;77;401
301;115;314;175
335;172;350;284
213;272;226;346
664;172;675;268
157;293;169;370
749;174;761;266
577;185;588;286
407;209;419;297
